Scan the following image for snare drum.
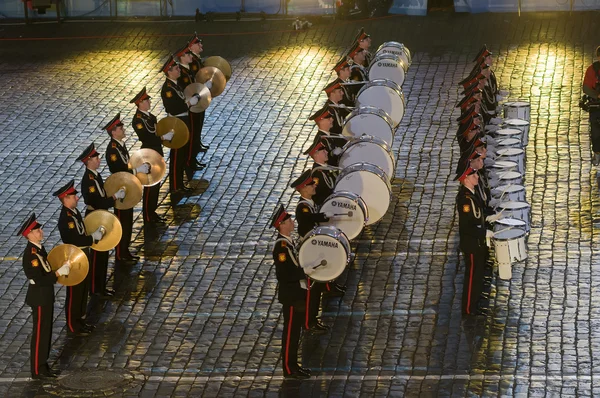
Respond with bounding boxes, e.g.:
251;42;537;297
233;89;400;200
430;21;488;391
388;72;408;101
491;184;526;202
298;226;351;282
368;53;407;87
494;137;523;149
497;201;531;232
490;171;523;189
503;119;530;146
492;228;528;280
338;135;396;180
503;101;530;122
319;191;369;240
493;217;527;232
342;106;395;146
494;147;525;174
492;128;522;142
487;160;518;180
335;162;391;226
376;41;412;69
356;79;405;128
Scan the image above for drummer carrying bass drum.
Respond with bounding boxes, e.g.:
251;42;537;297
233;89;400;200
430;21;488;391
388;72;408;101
582;46;600;166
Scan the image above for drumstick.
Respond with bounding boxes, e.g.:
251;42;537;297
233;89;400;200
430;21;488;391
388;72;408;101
311;260;327;270
492;184;513;211
332;211;354;217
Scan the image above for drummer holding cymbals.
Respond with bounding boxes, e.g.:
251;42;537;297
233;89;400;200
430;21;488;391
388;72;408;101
17;213;71;379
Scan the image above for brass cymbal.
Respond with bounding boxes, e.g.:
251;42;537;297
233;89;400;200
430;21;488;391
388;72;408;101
184;83;211;113
195;66;227;97
203;56;232;81
128;148;166;187
156;117;190;149
105;172;143;210
48;244;89;286
84;210;123;252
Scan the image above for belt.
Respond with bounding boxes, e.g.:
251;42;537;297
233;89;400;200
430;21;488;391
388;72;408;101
168;112;188;118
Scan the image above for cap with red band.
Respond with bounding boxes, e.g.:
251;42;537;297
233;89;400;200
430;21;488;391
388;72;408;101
348;43;364;59
323;80;342;95
103;113;124;133
309;106;333;123
333;56;351;73
303;135;327;157
160;54;178;74
130;86;151;105
17;213;41;237
270;204;291;229
290;169;316;190
76;143;100;163
53;179;78;200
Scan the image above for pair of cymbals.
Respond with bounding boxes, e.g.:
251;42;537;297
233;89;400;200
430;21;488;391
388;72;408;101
195;66;226;97
84;210;123;252
129;149;167;187
184;83;212;113
156;117;190;148
105;172;143;210
203;56;232;81
48;244;89;286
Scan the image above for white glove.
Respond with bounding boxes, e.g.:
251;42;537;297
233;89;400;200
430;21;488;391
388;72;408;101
332;147;343;156
486;229;494;247
92;226;105;242
205;80;213;89
114;188;126;200
57;264;71;276
299;280;308;290
324;212;335;218
496;95;505;102
189;94;199;106
135;162;151;174
162;131;175;141
486;212;503;223
490;117;503;125
485;125;499;133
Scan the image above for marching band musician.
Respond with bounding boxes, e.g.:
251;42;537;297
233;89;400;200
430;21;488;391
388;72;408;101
270;205;312;380
310;106;347;167
187;34;210;160
17;213;71;379
54;180;101;336
105;113;146;265
130;87;169;224
188;33;204;76
583;46;600;166
348;43;368;82
473;45;503;103
78;143;124;298
176;46;195;90
324;80;351;135
304;137;335;207
160;55;193;193
332;56;355;106
353;28;373;67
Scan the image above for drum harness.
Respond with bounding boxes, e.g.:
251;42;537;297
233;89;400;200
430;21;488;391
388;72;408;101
312;166;335;189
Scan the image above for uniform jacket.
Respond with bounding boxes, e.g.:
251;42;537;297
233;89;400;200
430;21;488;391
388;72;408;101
58;206;94;248
81;169;115;215
178;65;194;89
161;78;188;116
273;234;307;305
326;99;350;135
22;242;57;307
311;162;335;207
456;185;486;252
190;53;204;75
296;198;328;238
106;138;131;174
132;110;163;156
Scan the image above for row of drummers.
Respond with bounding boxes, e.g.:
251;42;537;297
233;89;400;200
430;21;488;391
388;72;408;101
454;46;532;318
267;31;412;379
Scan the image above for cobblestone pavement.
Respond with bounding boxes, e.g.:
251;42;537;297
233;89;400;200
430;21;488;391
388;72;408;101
0;10;600;397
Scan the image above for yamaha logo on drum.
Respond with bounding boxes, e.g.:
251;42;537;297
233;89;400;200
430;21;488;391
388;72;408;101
311;239;339;248
331;201;356;211
377;62;396;68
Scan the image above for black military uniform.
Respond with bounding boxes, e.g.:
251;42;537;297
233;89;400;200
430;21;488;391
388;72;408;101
17;214;59;379
188;34;210;155
353;28;373;67
304;137;335;206
310;107;347;167
324;80;351;135
104;113;137;264
131;87;165;224
78;143;116;296
348;44;368;82
455;164;488;315
270;205;311;379
54;180;95;335
160;55;191;192
333;57;355;106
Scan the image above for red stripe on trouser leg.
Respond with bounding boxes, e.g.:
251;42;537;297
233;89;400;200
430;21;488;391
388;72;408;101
305;280;311;329
115;209;121;259
188;112;194;163
285;306;293;375
92;250;97;293
34;306;41;375
144;187;150;221
326;282;331;291
173;149;178;190
467;253;474;314
68;286;74;332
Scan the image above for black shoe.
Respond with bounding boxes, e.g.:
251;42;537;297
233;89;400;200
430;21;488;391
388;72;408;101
32;372;57;380
83;322;95;330
195;160;207;169
299;367;312;375
103;289;115;297
284;370;311;380
46;369;60;378
152;213;167;222
126;253;140;260
81;324;94;333
307;322;329;335
325;283;345;297
200;143;210;150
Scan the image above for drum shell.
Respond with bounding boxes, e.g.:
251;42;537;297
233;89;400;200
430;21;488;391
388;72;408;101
319;191;369;240
491;184;526;202
503;119;530;146
494;148;525;175
491;128;522;142
339;135;395;180
368;53;407;87
497;201;531;232
486;160;519;180
503;101;530;122
342;106;395;146
375;41;412;68
492;227;528;280
298;226;351;282
356;79;405;128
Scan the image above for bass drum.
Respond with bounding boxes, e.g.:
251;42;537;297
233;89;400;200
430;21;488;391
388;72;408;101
368;53;407;87
356;79;405;128
342;106;394;146
319;191;369;240
338;135;395;180
335;162;391;226
298;226;351;282
376;41;412;69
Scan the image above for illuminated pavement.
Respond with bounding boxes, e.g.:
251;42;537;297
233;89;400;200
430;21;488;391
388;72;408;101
0;11;600;396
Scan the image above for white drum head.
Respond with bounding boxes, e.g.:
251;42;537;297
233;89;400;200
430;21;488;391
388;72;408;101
376;42;411;68
299;228;349;282
499;201;530;210
320;192;368;240
356;81;405;127
489;160;518;169
496;138;522;147
369;55;406;87
342;108;394;146
505;119;529;127
339;137;395;179
491;184;525;195
496;218;527;228
494;128;521;137
493;228;526;240
496;147;524;156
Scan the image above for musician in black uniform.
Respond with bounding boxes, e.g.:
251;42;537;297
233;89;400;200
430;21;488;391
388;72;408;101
188;34;210;158
160;55;193;193
304;137;335;206
455;162;492;316
270;205;311;379
105;113;146;264
583;46;600;165
354;28;373;67
131;87;169;224
324;80;351;135
54;180;102;336
78;143;124;298
348;44;368;82
332;56;354;106
310;106;347;167
17;213;71;379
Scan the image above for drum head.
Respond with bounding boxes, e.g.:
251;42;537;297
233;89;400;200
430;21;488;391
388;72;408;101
489;160;518;169
505;119;529;127
336;165;391;225
376;42;411;67
369;56;406;87
339;138;395;179
342;109;394;146
496;138;522;147
499;201;530;210
299;228;349;282
357;84;405;127
493;228;526;241
497;171;522;180
494;128;521;137
496;148;524;156
320;192;368;240
496;218;526;227
511;101;530;107
491;184;525;194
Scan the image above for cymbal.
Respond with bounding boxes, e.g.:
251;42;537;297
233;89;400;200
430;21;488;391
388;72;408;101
195;66;227;97
156;117;190;149
203;56;232;81
105;172;143;210
48;244;89;286
184;83;211;113
128;148;166;187
84;210;123;252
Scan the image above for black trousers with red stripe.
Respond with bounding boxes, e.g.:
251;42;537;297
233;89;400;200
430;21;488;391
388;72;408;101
189;110;205;161
142;185;160;222
462;245;487;315
305;280;324;329
89;249;108;294
65;248;89;333
282;304;303;376
30;304;53;376
114;208;133;260
170;115;192;191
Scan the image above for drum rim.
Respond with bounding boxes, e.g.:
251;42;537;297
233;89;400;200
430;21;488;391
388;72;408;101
498;201;531;210
491;184;525;193
504;119;530;126
489;160;519;168
492;227;527;240
322;190;369;220
345;106;394;129
496;217;527;226
505;101;530;107
369;53;408;72
496;147;524;155
495;128;522;134
336;161;391;188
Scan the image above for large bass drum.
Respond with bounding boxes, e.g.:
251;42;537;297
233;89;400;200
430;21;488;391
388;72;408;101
342;106;395;146
338;135;395;180
335;162;391;226
368;53;407;87
298;226;351;282
319;191;368;240
375;41;412;69
356;79;405;128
